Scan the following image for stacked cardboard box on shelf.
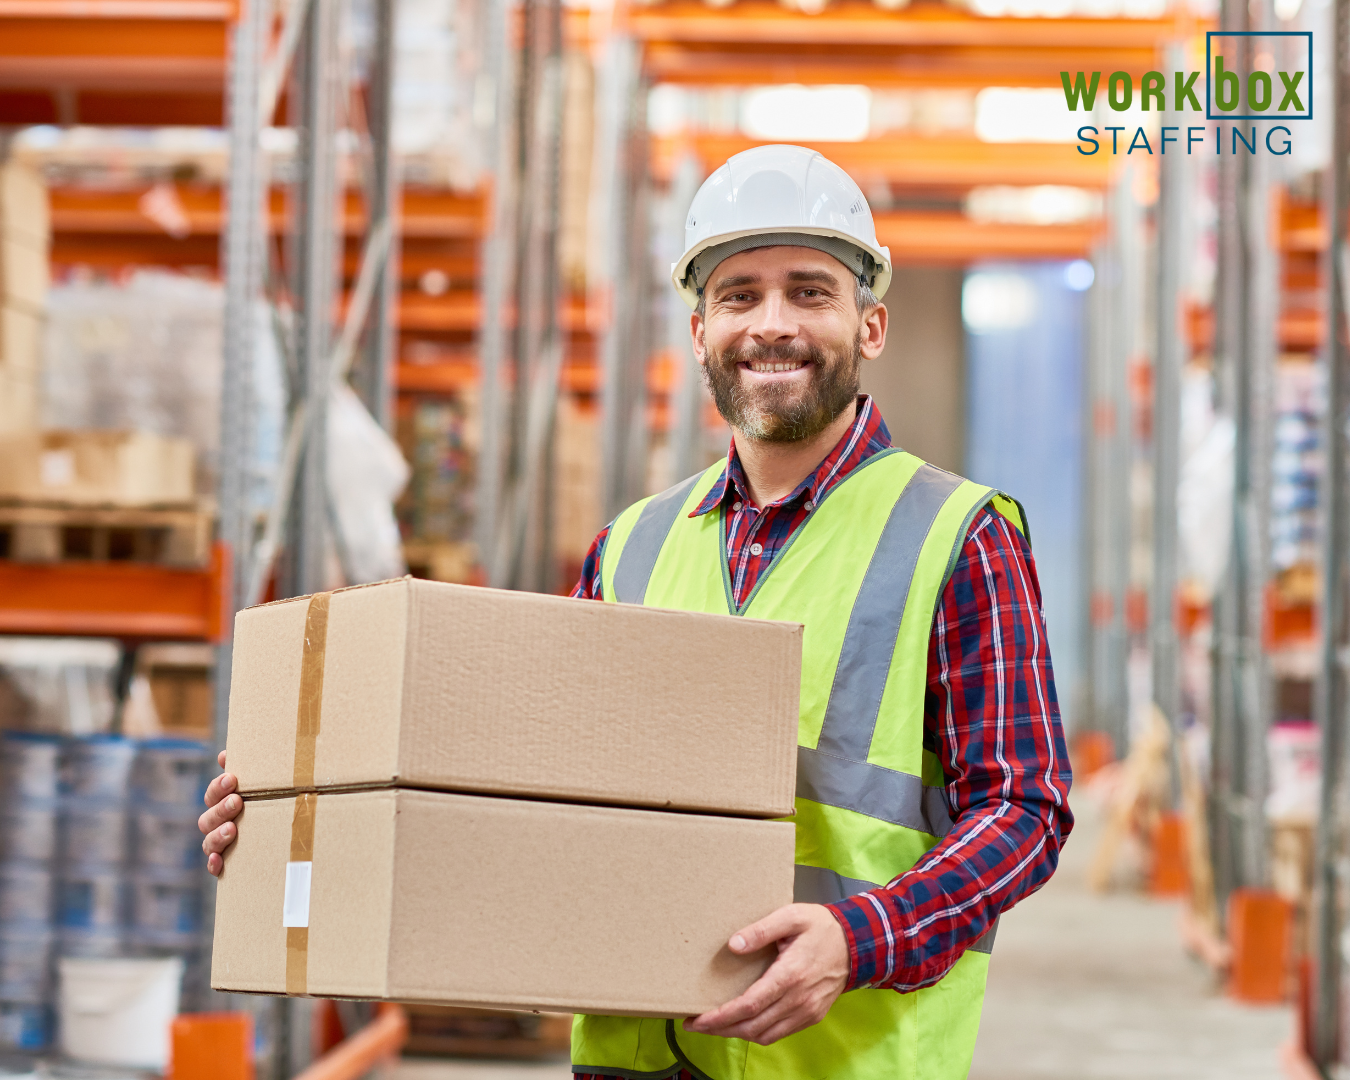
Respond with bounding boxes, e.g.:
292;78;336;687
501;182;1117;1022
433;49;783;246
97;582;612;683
0;162;48;435
0;429;208;567
212;577;801;1016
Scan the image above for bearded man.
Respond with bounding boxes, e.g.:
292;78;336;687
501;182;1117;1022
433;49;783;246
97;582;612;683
201;145;1072;1080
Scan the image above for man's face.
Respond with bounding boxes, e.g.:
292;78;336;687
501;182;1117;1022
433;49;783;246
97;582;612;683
692;246;888;444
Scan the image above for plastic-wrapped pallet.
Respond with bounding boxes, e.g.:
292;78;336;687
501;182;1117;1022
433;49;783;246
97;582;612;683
1270;359;1322;574
0;638;120;735
0;733;59;1052
41;271;222;494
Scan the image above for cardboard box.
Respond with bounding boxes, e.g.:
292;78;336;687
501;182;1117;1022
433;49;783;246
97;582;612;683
142;643;214;740
0;429;195;506
0;238;48;313
211;788;795;1015
0;162;49;251
0;365;37;434
226;578;801;817
1;303;40;375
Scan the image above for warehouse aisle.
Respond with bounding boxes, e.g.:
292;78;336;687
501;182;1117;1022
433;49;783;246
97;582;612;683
970;801;1292;1080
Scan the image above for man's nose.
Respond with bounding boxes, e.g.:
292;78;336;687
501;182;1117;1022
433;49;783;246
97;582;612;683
749;291;797;346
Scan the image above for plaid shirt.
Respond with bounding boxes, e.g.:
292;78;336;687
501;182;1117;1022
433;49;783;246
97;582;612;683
571;397;1072;1073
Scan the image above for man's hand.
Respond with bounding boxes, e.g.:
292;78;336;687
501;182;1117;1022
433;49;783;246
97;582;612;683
199;751;242;877
683;903;849;1046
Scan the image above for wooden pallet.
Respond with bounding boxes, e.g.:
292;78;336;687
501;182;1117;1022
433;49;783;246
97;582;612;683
0;500;213;567
402;1006;571;1059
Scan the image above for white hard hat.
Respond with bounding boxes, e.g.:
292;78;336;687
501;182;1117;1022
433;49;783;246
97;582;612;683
670;144;893;310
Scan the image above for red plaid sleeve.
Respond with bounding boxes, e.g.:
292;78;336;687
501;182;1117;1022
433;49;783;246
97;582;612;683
825;507;1074;992
571;524;611;600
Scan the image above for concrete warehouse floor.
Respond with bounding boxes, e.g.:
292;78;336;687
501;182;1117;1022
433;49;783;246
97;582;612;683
378;801;1292;1080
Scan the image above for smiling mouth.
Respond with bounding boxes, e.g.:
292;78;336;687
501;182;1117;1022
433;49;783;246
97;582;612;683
741;360;808;374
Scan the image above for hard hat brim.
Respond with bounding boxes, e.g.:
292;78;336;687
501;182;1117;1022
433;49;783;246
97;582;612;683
671;226;893;310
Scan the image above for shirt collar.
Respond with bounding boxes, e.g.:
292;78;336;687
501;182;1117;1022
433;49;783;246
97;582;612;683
689;394;892;518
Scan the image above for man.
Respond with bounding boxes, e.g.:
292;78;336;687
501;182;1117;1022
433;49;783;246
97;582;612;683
202;145;1072;1079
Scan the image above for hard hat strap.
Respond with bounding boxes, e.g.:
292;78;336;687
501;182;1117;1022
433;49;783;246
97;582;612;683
686;232;877;295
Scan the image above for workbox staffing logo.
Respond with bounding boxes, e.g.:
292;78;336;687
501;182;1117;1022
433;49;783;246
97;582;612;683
1067;31;1313;156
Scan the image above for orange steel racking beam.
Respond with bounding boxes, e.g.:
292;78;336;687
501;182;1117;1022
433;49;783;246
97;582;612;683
0;541;229;640
651;133;1115;188
630;0;1188;87
875;210;1101;260
49;186;487;239
625;0;1184;48
642;41;1163;89
0;0;232;124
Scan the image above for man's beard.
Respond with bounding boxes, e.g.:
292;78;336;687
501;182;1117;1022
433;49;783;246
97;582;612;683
701;333;862;444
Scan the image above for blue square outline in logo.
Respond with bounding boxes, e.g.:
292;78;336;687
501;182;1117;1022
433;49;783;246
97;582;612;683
1206;31;1314;120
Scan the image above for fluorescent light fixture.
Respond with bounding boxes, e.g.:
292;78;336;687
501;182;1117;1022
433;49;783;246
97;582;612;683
966;185;1104;225
975;88;1078;144
963;271;1038;334
740;85;872;143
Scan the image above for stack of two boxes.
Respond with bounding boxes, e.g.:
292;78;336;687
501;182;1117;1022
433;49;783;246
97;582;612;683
212;578;801;1017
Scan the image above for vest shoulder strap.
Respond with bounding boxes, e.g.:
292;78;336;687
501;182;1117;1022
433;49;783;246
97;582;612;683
600;463;722;604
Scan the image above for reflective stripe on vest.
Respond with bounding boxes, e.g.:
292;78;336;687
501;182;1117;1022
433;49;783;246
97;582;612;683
576;450;1027;1080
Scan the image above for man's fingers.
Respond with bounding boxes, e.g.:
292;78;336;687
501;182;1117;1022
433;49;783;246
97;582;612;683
207;851;223;877
685;966;790;1032
728;904;811;955
692;992;798;1042
204;771;237;809
198;792;243;836
202;822;236;857
217;750;227;769
750;1013;814;1046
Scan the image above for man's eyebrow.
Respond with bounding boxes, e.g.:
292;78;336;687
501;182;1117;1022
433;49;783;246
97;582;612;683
711;274;759;292
786;269;844;286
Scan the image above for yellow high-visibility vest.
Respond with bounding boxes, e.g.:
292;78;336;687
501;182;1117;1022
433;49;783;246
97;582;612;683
573;448;1028;1080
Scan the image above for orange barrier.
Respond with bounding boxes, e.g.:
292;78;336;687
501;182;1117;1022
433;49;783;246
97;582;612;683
1228;889;1294;1004
1148;813;1189;898
1070;730;1116;780
293;1003;409;1080
168;1011;253;1080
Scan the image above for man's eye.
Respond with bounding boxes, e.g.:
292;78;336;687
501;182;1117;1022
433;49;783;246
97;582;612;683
801;289;820;298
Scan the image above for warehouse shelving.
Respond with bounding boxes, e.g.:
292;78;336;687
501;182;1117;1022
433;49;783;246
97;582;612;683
0;0;235;127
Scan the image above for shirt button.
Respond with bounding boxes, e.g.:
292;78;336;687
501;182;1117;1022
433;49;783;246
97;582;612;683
750;542;764;556
805;500;815;511
732;501;743;512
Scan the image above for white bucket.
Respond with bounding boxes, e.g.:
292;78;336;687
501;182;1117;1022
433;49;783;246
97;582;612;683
58;956;183;1069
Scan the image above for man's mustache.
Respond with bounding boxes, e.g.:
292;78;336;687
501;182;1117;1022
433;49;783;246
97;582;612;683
716;341;825;368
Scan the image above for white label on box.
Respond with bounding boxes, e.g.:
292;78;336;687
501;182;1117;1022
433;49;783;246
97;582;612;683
39;449;74;487
282;861;313;928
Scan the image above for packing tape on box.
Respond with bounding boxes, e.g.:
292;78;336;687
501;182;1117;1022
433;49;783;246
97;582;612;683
293;591;331;789
285;791;317;994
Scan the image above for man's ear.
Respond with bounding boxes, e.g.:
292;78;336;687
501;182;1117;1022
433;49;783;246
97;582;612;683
860;303;887;361
691;311;708;366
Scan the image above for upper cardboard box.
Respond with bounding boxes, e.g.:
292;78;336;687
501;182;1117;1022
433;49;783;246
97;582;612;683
226;577;801;817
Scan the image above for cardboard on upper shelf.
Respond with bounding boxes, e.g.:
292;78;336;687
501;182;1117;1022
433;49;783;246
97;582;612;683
225;577;801;818
210;788;796;1016
0;429;195;506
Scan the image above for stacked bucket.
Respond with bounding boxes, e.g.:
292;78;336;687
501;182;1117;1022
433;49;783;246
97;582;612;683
0;733;61;1052
127;740;212;960
59;735;137;959
0;733;212;1054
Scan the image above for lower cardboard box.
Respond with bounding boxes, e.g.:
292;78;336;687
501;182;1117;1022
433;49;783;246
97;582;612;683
211;788;796;1017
